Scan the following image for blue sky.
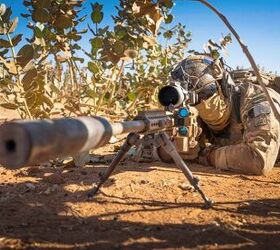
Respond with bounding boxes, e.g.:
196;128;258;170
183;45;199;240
2;0;280;72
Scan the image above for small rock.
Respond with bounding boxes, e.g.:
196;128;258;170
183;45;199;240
27;167;42;176
241;218;247;224
63;160;76;168
233;220;243;226
62;169;73;175
44;187;52;195
178;183;195;191
211;221;220;227
144;226;153;232
43;173;65;184
140;179;149;184
109;136;119;144
90;156;105;164
41;162;53;167
25;183;36;190
44;184;58;195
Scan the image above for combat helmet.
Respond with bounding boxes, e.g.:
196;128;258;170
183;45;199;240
171;54;233;131
171;54;225;103
171;55;224;85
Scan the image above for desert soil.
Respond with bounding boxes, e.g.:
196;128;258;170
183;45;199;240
0;109;279;250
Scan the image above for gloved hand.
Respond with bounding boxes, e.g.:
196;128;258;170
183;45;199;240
198;145;218;166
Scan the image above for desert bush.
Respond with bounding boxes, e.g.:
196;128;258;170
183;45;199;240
1;0;225;119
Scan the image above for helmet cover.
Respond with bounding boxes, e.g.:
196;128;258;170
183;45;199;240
171;55;223;91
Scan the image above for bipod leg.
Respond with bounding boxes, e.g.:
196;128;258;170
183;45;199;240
155;132;214;208
88;133;140;198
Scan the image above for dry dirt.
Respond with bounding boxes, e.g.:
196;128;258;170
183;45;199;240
0;110;280;250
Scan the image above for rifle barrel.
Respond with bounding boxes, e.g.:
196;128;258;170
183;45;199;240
0;116;146;169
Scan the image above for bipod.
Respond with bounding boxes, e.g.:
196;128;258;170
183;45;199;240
88;132;214;208
154;132;214;208
87;133;140;197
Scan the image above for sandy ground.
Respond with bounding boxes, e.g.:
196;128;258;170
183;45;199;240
0;109;280;249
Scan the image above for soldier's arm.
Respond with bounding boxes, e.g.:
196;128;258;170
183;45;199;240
205;97;280;175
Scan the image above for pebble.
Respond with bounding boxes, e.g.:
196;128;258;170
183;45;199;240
25;183;36;190
178;183;195;191
109;136;119;144
41;162;53;167
140;179;149;184
241;218;247;224
211;221;220;227
43;173;65;184
27;167;43;176
44;184;58;195
144;226;153;232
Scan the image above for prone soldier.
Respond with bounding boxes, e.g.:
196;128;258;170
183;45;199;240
170;55;280;175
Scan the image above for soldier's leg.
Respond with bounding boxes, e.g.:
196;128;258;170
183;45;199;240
210;104;280;175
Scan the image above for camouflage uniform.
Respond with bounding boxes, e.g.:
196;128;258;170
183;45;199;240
206;83;280;175
171;55;280;175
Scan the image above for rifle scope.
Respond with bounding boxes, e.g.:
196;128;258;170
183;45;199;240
158;85;186;108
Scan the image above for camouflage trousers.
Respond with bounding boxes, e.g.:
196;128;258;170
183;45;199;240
210;88;280;175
